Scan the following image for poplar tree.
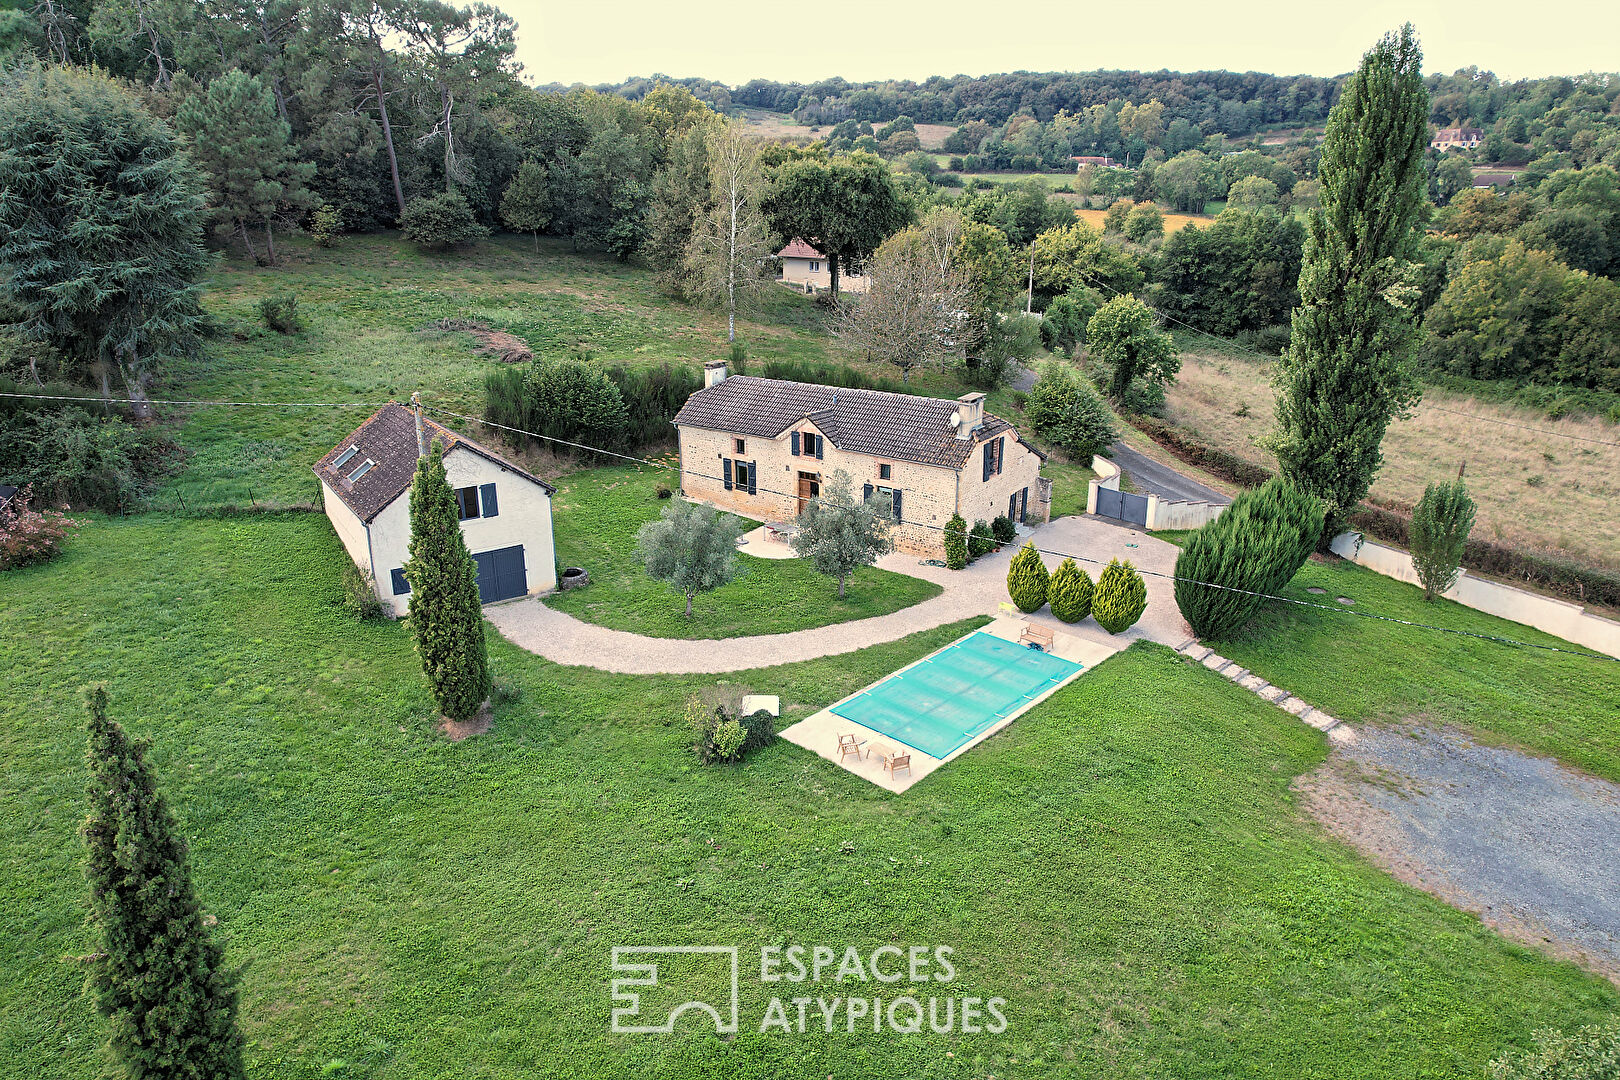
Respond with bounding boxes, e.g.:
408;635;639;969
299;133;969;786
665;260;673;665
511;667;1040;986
1271;25;1430;540
405;441;491;721
80;688;245;1080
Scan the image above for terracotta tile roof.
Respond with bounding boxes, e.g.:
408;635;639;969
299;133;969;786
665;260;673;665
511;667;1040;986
673;376;1043;470
312;403;554;524
776;238;824;260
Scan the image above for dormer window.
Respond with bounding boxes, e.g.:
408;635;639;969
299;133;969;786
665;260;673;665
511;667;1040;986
347;458;376;481
332;445;359;470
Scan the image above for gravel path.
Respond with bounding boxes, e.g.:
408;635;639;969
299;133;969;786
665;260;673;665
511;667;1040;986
1297;725;1620;983
485;515;1191;674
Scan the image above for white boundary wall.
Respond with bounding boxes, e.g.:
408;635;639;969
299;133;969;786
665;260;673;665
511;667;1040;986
1331;532;1620;660
1084;455;1120;515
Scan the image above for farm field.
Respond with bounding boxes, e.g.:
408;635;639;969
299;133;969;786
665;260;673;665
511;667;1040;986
1162;349;1620;570
734;109;955;150
1074;206;1216;232
3;513;1618;1079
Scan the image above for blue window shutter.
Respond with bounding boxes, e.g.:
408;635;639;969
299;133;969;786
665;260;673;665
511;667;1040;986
814;435;824;460
479;482;498;517
723;458;733;490
863;483;874;502
892;489;903;522
747;461;757;495
391;568;410;595
791;432;800;456
997;437;1005;475
982;442;992;481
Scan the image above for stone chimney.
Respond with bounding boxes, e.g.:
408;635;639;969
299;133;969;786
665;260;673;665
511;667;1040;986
954;392;985;439
704;360;728;389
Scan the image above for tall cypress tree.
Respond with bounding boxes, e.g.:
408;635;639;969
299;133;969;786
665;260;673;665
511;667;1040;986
405;440;491;721
80;688;245;1080
1270;25;1430;540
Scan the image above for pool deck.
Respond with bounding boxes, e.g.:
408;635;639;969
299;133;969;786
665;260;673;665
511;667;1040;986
779;617;1119;793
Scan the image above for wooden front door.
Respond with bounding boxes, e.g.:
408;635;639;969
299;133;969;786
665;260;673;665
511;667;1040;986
796;472;820;516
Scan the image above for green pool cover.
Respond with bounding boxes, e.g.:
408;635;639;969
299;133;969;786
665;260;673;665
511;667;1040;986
830;631;1082;759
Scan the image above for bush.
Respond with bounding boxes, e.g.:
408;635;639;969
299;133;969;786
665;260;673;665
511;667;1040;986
400;191;489;249
1092;558;1147;634
685;696;773;765
757;358;907;394
0;405;181;512
655;482;672;499
728;342;748;375
1486;1017;1620;1080
1173;478;1323;639
1410;478;1476;601
522;356;630;459
991;514;1016;544
0;487;85;570
1039;289;1101;354
603;361;703;451
1123;203;1164;244
1048;558;1094;623
339;559;387;621
944;512;968;570
259;292;302;333
1117;378;1166;417
1006;542;1050;613
968;519;996;559
1025;361;1119;461
310;204;341;247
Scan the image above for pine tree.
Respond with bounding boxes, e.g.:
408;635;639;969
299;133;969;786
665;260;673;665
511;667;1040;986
1270;25;1430;540
175;69;317;265
944;512;969;570
80;688;245;1080
1410;477;1476;601
1006;542;1050;613
1047;558;1094;623
405;441;491;721
1092;558;1147;634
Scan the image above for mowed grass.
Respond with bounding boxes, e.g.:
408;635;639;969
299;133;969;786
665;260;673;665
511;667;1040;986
1192;554;1620;784
1163;348;1620;569
158;233;841;509
3;514;1617;1079
544;464;941;638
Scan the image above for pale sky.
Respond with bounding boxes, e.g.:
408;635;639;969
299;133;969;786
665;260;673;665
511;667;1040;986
505;0;1620;88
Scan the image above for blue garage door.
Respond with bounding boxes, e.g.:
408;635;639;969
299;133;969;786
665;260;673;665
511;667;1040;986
472;545;527;603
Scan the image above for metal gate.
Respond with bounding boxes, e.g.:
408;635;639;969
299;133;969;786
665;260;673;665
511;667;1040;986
1094;488;1148;527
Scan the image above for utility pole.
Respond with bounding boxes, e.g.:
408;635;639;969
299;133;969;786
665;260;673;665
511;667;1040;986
412;391;426;458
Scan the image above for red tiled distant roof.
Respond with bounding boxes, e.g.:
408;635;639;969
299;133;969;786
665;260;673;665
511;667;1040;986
776;238;824;260
673;376;1044;470
312;402;554;523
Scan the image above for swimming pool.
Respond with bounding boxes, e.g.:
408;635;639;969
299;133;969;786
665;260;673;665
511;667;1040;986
829;631;1083;759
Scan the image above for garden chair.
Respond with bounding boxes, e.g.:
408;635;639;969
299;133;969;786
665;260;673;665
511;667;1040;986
837;733;864;762
881;751;911;779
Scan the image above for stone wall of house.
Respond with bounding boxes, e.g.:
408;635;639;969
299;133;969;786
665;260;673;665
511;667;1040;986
678;417;1045;560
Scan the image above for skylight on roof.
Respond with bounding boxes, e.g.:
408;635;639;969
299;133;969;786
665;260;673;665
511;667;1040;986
332;445;359;469
348;458;376;481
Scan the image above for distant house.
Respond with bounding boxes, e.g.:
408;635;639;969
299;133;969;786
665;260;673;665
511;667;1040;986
1071;155;1120;169
1432;127;1483;152
1472;170;1517;189
313;403;557;616
673;362;1048;560
776;239;871;294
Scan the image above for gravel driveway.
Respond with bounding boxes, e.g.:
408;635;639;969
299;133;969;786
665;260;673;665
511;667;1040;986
1298;725;1620;983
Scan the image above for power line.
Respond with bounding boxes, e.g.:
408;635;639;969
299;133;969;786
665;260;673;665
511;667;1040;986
1417;403;1620;448
0;391;393;408
426;405;1618;663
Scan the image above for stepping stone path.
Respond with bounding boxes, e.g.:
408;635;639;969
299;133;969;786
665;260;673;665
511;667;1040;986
1174;639;1356;746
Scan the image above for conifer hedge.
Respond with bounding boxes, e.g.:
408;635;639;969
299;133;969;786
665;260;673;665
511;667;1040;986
944;513;969;570
1093;558;1147;633
1007;542;1050;613
1173;477;1323;640
1048;558;1094;623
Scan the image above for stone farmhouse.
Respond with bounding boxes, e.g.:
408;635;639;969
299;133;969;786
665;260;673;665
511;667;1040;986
1431;126;1483;151
314;403;558;616
673;363;1048;560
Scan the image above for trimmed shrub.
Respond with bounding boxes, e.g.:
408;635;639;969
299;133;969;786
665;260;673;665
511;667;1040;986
1025;361;1118;461
258;292;302;333
1486;1017;1620;1080
1092;558;1147;634
944;512;968;570
990;514;1016;544
1007;542;1050;613
968;519;997;559
1173;477;1323;640
685;696;774;765
400;191;489;249
1047;558;1094;623
1410;478;1476;601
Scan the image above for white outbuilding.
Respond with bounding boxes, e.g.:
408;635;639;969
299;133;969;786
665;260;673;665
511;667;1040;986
314;403;557;616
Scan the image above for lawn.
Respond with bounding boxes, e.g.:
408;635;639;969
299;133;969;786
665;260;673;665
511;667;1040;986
1192;554;1620;785
157;233;842;510
2;513;1616;1079
544;464;942;638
